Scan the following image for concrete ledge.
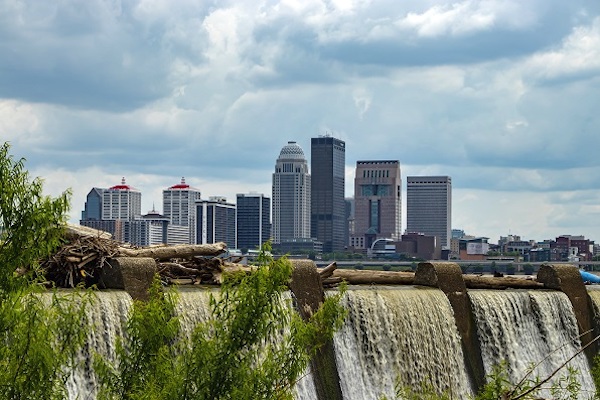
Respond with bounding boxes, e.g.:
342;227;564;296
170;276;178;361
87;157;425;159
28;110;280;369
415;262;485;393
289;259;343;400
101;257;156;301
537;264;597;361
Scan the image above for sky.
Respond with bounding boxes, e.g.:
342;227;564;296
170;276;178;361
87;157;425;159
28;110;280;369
1;0;600;244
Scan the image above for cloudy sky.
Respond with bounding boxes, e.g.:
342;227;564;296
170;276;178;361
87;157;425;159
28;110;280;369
2;0;600;244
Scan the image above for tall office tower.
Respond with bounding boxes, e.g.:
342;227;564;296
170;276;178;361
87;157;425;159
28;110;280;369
80;178;141;242
311;136;346;253
272;141;311;244
81;187;104;221
351;161;401;250
196;196;236;247
163;177;201;244
236;193;271;251
406;176;452;248
102;177;142;221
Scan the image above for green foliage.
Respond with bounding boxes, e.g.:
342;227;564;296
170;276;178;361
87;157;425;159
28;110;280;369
383;381;453;400
475;361;582;400
96;242;347;400
0;142;70;294
592;354;600;398
0;142;88;399
0;290;89;399
388;359;588;400
94;279;182;400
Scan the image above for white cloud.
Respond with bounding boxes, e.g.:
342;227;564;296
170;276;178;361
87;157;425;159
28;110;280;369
399;2;496;37
0;100;40;143
524;16;600;81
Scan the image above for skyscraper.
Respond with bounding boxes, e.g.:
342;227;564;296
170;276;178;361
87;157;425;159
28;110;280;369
351;161;402;250
236;193;271;251
272;141;311;244
102;178;142;221
406;176;452;248
311;136;345;253
196;196;236;247
80;177;141;243
163;177;201;244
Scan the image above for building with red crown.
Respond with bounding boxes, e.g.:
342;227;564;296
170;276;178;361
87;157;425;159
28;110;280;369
163;177;201;244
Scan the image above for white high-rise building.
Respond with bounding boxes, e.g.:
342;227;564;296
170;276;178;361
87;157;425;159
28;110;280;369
101;177;141;221
81;177;141;243
406;176;452;248
272;141;311;244
162;177;201;244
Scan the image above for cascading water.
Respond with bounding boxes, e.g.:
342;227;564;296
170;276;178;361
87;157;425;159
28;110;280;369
66;290;132;400
332;286;473;399
469;290;595;399
66;288;317;400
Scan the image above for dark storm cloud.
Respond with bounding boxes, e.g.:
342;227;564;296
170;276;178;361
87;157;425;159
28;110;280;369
0;0;210;111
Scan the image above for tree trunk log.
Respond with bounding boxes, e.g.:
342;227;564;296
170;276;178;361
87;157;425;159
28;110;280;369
328;270;544;289
117;242;227;259
65;224;113;240
463;275;544;290
332;269;415;285
318;262;337;279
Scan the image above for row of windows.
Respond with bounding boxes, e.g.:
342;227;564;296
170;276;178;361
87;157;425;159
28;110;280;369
362;169;391;178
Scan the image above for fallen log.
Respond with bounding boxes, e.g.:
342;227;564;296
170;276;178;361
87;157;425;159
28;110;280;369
318;262;337;280
65;224;112;240
117;242;227;259
322;277;343;288
463;275;544;290
332;269;415;285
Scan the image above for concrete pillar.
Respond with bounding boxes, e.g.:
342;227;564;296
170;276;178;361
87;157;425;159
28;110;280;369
289;259;343;400
101;257;156;301
537;264;598;362
414;261;486;393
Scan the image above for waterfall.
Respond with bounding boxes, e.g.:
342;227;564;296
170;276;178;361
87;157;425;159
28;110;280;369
469;290;595;399
66;290;132;400
332;287;473;399
66;289;317;400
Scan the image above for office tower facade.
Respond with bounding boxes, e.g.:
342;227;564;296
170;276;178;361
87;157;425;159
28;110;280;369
128;209;170;246
406;176;452;248
311;136;346;253
101;178;142;221
351;161;402;250
272;141;311;244
81;188;104;221
236;193;271;251
196;197;236;247
80;178;141;243
163;177;202;244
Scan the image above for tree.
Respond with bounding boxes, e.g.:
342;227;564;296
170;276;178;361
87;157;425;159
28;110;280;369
0;142;88;399
95;242;347;400
0;142;70;293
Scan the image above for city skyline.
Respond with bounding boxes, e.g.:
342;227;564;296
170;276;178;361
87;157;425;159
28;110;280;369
2;1;600;243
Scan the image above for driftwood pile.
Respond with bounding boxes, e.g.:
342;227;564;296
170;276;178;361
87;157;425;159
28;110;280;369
41;225;245;288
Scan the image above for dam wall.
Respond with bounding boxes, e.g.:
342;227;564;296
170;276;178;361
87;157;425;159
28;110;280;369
71;260;600;399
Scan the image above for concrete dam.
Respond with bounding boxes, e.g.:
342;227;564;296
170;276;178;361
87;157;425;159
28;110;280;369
66;261;600;399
